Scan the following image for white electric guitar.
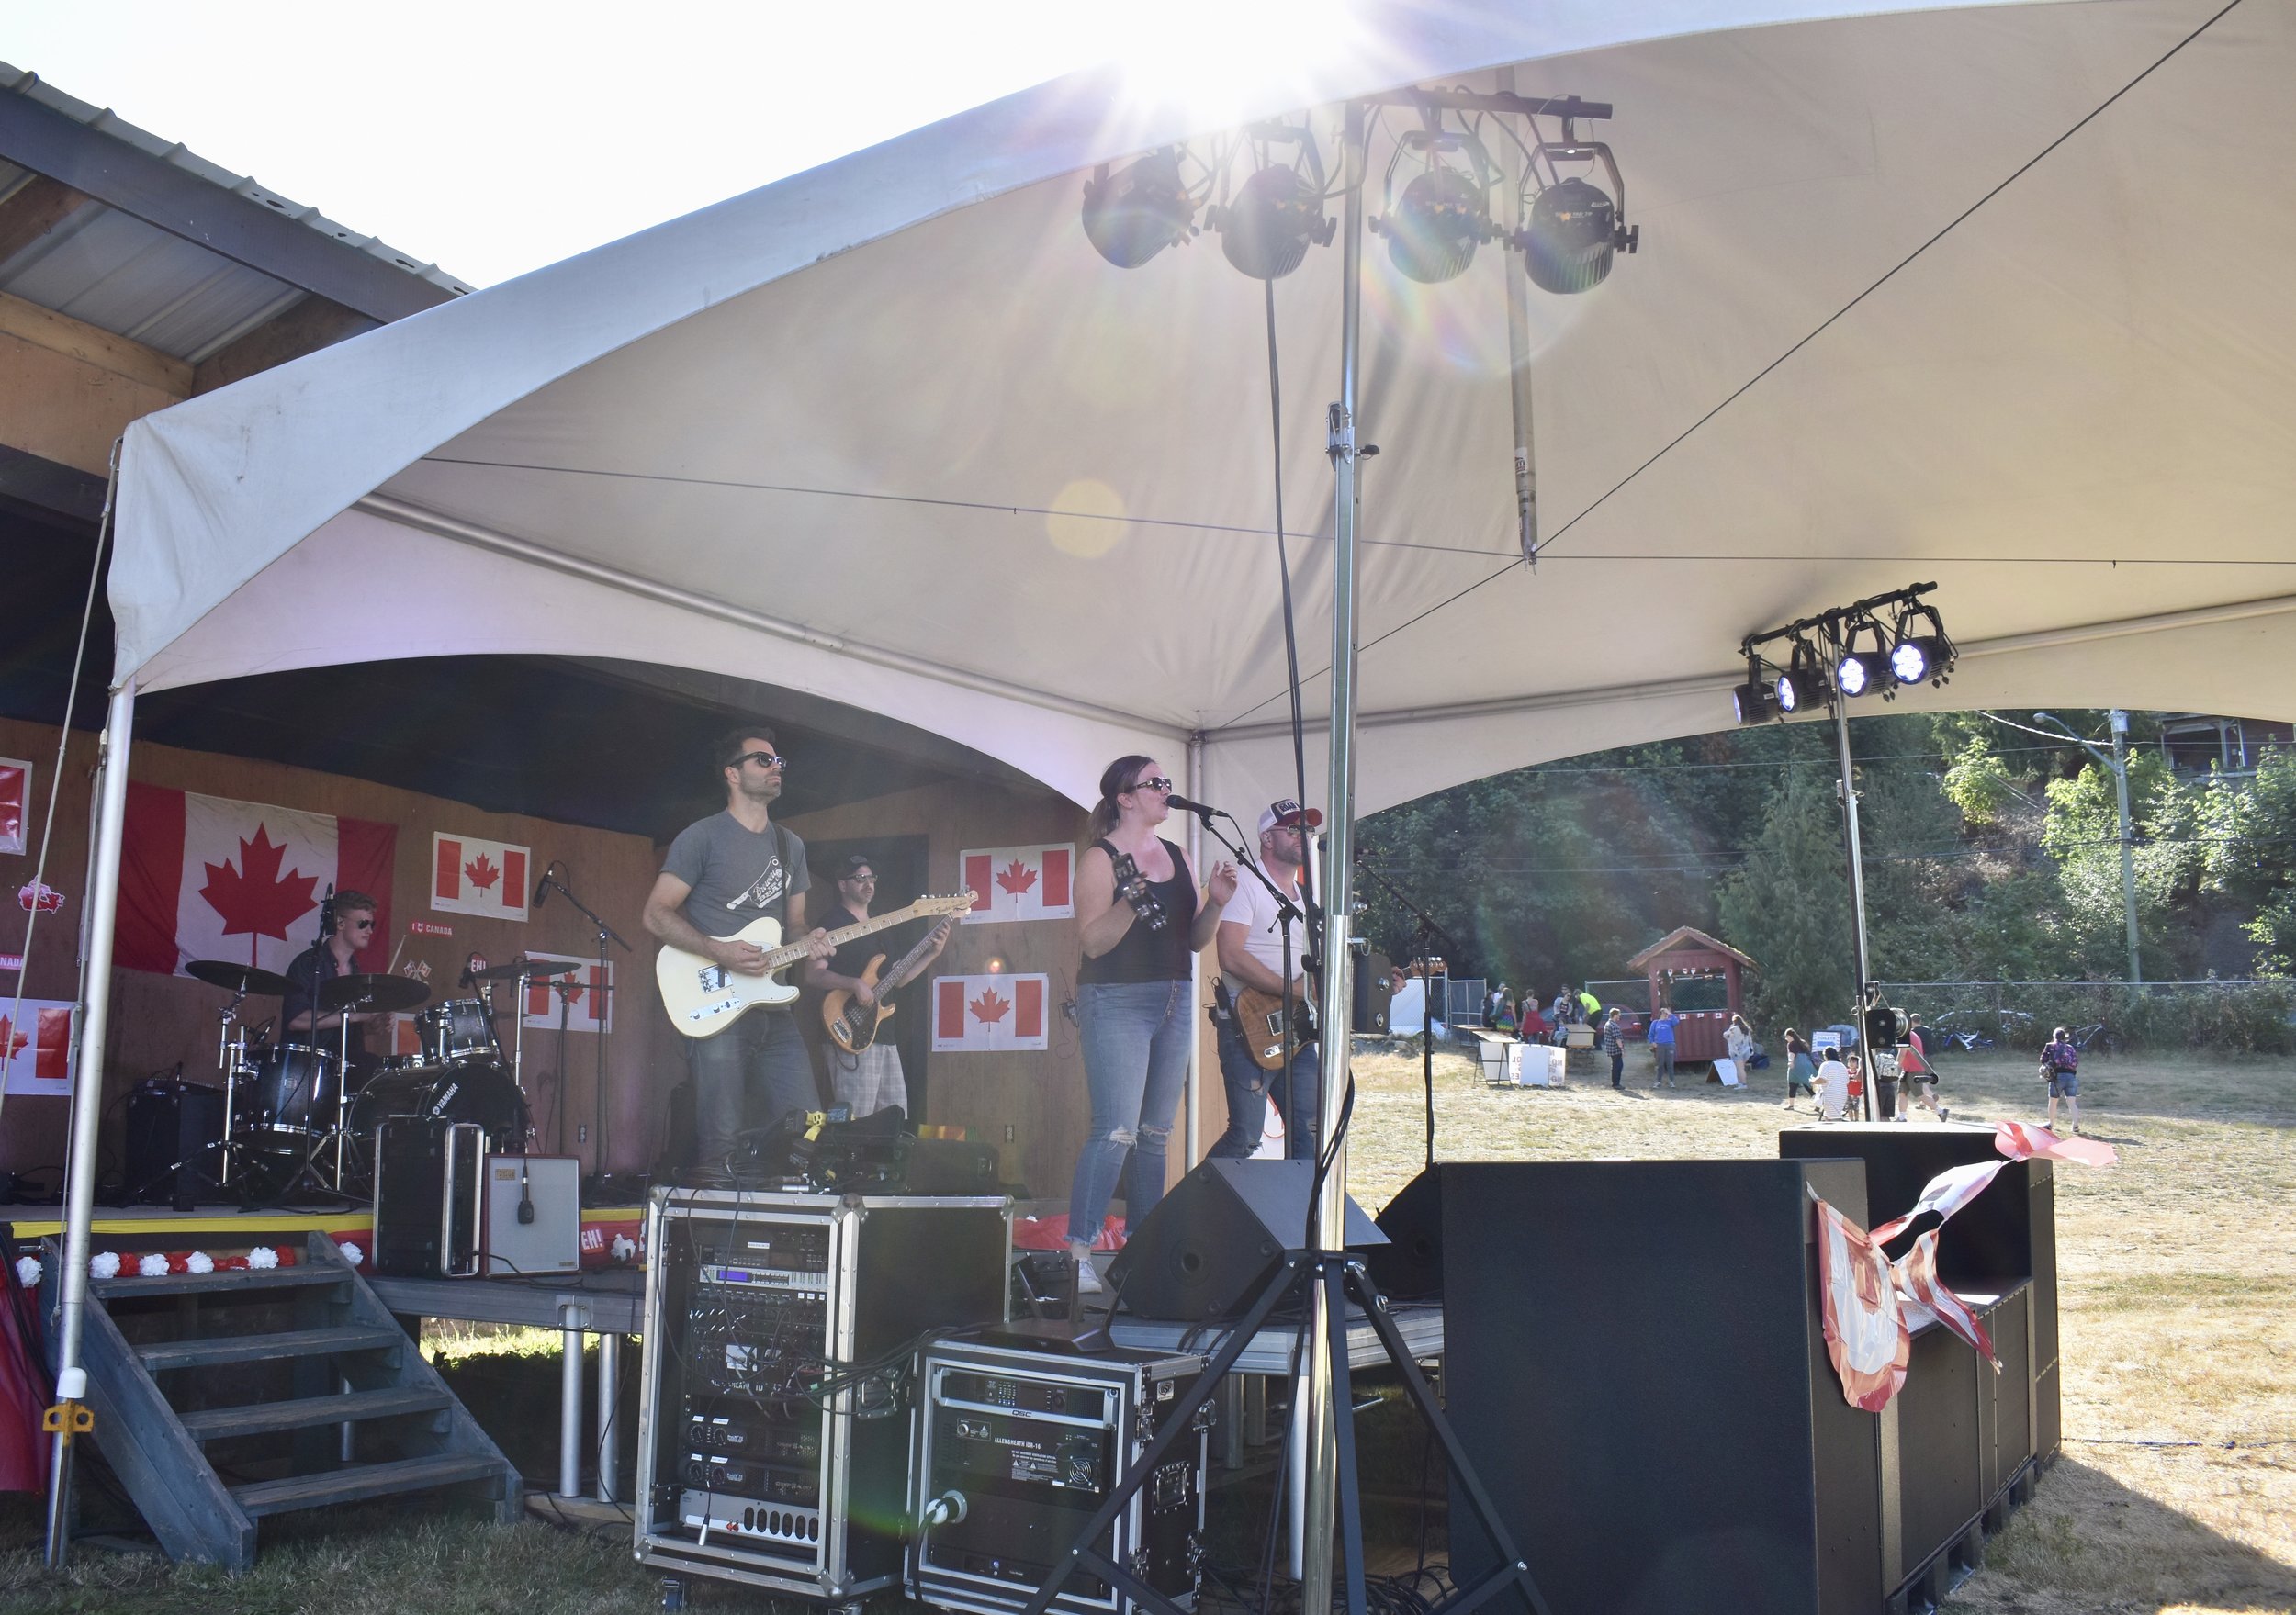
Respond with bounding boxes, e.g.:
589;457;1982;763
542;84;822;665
657;892;976;1038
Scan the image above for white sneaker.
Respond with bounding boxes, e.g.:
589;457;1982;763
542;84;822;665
1069;1247;1104;1295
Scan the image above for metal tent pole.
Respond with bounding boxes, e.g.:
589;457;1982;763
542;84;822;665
1829;690;1874;1120
45;679;137;1566
1301;98;1368;1615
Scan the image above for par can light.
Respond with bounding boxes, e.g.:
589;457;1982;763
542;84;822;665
1379;167;1489;285
1519;176;1620;294
1082;151;1196;270
1211;163;1334;281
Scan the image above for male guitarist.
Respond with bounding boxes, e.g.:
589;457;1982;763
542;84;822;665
1207;800;1322;1161
644;726;834;1171
805;853;952;1117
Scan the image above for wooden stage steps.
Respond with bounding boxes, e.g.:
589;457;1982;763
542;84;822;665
54;1231;521;1572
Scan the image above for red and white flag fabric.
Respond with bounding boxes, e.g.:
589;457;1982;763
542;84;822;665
1813;1194;1910;1412
1993;1118;2117;1169
0;757;28;856
115;785;395;977
931;972;1050;1051
0;998;73;1096
520;951;613;1034
431;833;530;921
960;845;1073;924
1867;1160;2009;1247
1889;1229;1999;1371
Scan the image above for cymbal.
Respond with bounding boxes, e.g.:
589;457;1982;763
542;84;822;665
186;959;294;997
318;972;432;1013
467;958;582;981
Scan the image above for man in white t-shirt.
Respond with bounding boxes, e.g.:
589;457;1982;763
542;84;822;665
1206;799;1322;1161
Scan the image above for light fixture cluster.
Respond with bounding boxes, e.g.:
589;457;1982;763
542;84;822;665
1733;585;1956;725
1080;91;1637;296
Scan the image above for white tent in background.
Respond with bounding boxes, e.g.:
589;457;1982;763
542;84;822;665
47;0;2296;1542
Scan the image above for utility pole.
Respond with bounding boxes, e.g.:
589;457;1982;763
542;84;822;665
2034;710;2142;983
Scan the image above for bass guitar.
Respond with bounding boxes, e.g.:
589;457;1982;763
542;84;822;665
658;892;975;1038
821;914;955;1055
1233;983;1318;1071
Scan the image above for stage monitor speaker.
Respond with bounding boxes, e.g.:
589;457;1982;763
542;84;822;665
1362;1164;1445;1301
1351;949;1393;1034
480;1154;581;1277
124;1079;225;1209
1105;1159;1386;1322
373;1118;485;1278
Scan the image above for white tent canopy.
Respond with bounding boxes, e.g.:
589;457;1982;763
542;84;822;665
111;0;2296;813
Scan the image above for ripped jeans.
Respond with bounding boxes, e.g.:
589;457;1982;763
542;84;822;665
1068;979;1193;1241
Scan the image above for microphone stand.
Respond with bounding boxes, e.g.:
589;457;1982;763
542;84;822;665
1355;863;1464;1171
538;868;629;1181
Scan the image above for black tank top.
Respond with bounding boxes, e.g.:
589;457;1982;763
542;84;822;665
1077;837;1197;984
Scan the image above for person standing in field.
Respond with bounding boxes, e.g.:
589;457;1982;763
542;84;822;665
1648;1005;1679;1090
1781;1028;1816;1108
2041;1026;2082;1134
1601;1007;1626;1090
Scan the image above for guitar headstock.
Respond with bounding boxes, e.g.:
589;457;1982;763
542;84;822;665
917;891;978;918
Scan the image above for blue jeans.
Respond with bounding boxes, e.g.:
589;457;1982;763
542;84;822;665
1652;1044;1675;1084
1206;1016;1318;1162
1069;980;1192;1240
687;1008;818;1170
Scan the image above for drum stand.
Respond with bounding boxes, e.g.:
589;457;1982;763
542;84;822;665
212;992;249;1188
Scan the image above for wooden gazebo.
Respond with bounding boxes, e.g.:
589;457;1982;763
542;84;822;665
1626;926;1756;1064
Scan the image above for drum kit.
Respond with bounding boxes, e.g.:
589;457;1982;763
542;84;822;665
186;954;578;1202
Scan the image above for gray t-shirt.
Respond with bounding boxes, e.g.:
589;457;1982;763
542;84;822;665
662;813;810;938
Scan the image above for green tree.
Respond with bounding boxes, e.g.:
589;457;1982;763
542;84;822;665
1716;768;1856;1036
2199;748;2296;972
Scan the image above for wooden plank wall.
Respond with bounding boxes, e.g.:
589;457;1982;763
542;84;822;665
0;715;1234;1203
0;715;670;1177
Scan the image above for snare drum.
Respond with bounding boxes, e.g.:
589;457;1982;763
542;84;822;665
241;1042;345;1148
417;998;495;1064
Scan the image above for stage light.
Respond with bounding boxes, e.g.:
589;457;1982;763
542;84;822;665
1774;637;1826;715
1732;651;1777;725
1888;603;1956;688
1211;163;1334;281
1518;176;1629;294
1835;616;1889;699
1082;151;1196;269
1379;166;1489;284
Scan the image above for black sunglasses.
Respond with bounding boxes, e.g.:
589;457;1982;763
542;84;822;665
736;751;788;770
1128;775;1175;794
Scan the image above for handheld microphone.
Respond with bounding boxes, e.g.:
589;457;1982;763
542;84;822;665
1165;794;1218;822
533;860;554;910
320;882;336;936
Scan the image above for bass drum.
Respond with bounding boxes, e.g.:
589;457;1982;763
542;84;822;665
351;1060;530;1150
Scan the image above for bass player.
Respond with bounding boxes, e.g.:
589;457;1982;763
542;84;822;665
805;853;952;1117
643;726;834;1170
1207;800;1322;1162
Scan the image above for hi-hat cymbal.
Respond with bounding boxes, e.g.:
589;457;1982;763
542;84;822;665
185;960;294;997
467;958;583;981
318;972;432;1013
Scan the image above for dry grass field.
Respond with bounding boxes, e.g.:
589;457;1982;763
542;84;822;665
0;1040;2287;1612
1344;1039;2296;1615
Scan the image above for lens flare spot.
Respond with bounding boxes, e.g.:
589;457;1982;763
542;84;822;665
1047;479;1128;559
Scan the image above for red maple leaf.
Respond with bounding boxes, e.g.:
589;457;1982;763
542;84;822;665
995;858;1039;898
0;1017;26;1062
465;852;500;892
970;987;1012;1026
197;824;319;942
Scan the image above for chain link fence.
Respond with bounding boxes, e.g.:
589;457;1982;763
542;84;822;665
1880;979;2296;1056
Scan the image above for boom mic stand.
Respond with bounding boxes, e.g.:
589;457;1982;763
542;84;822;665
1356;863;1467;1171
535;867;628;1180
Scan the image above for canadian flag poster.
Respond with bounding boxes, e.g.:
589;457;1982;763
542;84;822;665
1;998;73;1096
432;834;530;921
960;845;1073;924
931;972;1051;1052
520;951;613;1034
115;785;396;977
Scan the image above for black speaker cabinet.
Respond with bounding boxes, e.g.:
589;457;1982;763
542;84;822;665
373;1118;486;1278
1441;1159;1884;1615
1351;949;1393;1034
124;1080;226;1208
1105;1160;1386;1321
1363;1163;1443;1300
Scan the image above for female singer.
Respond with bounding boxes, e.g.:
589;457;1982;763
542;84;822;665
1066;756;1236;1290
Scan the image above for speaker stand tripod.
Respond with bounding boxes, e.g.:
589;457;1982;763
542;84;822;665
1020;1250;1553;1615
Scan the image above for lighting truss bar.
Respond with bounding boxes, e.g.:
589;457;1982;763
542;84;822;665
1740;580;1939;657
1361;88;1614;122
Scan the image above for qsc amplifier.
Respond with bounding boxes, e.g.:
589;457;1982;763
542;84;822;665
909;1335;1207;1615
634;1188;1010;1606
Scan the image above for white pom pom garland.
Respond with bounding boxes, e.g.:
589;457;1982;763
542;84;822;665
245;1246;278;1270
15;1255;40;1289
186;1251;215;1274
138;1252;171;1277
88;1251;120;1280
339;1241;365;1268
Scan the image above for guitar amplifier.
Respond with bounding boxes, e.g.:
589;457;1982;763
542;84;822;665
481;1154;582;1277
373;1118;486;1278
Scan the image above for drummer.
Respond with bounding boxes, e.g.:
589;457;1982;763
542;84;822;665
281;890;382;1066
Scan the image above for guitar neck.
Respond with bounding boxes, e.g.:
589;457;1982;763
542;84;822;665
873;926;945;996
760;901;939;972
